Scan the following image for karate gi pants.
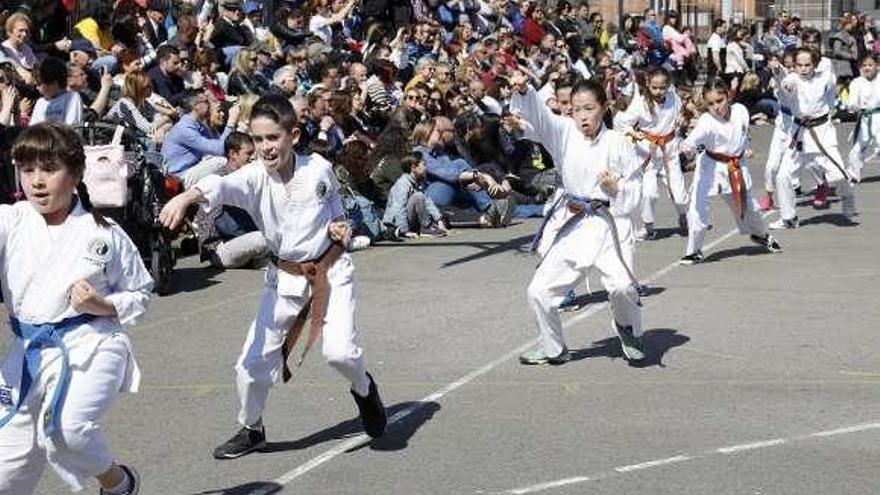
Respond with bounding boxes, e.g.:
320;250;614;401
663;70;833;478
235;254;369;427
764;127;799;193
639;146;689;225
0;336;131;494
528;215;642;357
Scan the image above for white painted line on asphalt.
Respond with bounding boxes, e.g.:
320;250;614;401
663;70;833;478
499;419;880;494
504;476;592;495
257;217;771;493
810;422;880;437
716;438;786;454
614;455;692;472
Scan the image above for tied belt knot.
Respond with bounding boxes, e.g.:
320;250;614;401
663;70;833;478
270;242;345;383
791;113;853;183
0;313;95;438
634;129;680;204
705;150;748;220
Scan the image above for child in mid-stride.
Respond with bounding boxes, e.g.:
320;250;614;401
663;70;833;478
382;153;449;239
0;123;153;495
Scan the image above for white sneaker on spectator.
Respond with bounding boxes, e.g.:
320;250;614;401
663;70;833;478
348;235;371;252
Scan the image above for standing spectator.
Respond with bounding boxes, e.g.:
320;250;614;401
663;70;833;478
706;18;726;79
761;18;784;60
725;26;749;94
30;58;83;126
830;18;858;83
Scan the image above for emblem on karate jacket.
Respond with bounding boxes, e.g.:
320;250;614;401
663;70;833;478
315;181;329;199
86;237;114;265
0;385;12;407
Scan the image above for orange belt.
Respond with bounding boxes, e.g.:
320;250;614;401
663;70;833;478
637;130;679;204
705;150;747;220
271;242;345;382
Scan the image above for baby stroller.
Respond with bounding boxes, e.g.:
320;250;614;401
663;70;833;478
76;122;177;295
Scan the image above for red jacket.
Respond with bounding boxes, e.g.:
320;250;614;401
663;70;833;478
522;19;546;47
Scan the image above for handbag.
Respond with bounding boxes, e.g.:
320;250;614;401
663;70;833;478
83;126;131;208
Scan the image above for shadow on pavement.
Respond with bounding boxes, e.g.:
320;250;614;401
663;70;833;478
261;401;439;454
799;213;860;228
569;328;690;368
439;234;535;268
162;266;223;295
702;245;774;263
192;481;282;494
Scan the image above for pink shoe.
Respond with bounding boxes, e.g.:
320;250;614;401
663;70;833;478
757;193;774;211
812;183;829;209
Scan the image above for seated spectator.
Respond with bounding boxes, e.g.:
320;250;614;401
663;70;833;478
1;13;38;86
68;62;113;119
105;71;172;143
271;5;311;49
226;48;270;96
411;116;510;227
383;153;448;239
270;65;299;98
309;0;359;45
193;48;226;101
162;89;241;187
199;132;269;268
148;45;185;106
211;0;254;63
143;0;170;48
30;58;83;126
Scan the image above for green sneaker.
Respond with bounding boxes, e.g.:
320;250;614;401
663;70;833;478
519;347;571;365
614;323;646;361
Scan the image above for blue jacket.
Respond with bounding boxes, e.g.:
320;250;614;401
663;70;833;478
382;173;442;231
162;114;232;175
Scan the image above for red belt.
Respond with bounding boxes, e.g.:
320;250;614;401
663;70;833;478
705;150;747;220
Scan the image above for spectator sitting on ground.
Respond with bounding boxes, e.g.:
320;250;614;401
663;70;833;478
383;152;449;239
162;89;241;188
30;57;83;126
199;131;270;268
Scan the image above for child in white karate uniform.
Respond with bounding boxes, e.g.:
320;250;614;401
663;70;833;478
615;66;690;239
508;74;647;364
679;79;783;263
757;52;799;212
772;48;859;229
847;54;880;180
160;95;387;460
0;123;153;495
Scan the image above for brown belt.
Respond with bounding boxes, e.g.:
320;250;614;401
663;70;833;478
705;150;747;220
271;242;345;383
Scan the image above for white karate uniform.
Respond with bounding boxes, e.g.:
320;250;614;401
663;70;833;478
510;86;643;357
680;104;768;255
763;88;798;193
615;87;689;225
195;152;370;428
846;74;880;177
778;70;857;220
0;200;152;494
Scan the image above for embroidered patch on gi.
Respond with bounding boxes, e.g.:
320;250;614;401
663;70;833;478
315;181;328;199
85;237;113;265
0;385;13;407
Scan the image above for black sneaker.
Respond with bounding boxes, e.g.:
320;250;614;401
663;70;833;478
351;372;387;438
751;234;783;253
99;464;140;495
679;251;704;265
383;224;402;242
212;425;266;459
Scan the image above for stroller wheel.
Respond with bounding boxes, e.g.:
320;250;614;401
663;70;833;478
151;233;174;296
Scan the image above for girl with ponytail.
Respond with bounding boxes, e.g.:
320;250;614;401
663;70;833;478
0;122;152;494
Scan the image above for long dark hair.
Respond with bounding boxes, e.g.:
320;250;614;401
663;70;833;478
12;123;109;227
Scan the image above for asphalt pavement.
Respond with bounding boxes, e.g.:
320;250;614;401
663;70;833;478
11;123;880;495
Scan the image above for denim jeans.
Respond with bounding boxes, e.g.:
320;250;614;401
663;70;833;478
426;181;493;212
215;206;258;239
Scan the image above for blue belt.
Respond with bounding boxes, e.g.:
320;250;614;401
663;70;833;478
0;314;95;437
530;194;608;252
779;106;793;117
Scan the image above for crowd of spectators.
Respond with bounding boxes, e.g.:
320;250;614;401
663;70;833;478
0;0;877;266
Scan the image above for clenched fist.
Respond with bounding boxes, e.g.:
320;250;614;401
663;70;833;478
70;280;116;316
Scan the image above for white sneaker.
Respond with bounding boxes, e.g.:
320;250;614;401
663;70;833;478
347;235;371;252
768;217;798;230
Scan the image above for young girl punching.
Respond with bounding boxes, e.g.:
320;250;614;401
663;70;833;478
758;51;799;212
772;47;859;229
846;54;880;181
160;95;387;460
509;73;647;364
615;66;690;240
0;123;153;494
679;78;783;264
